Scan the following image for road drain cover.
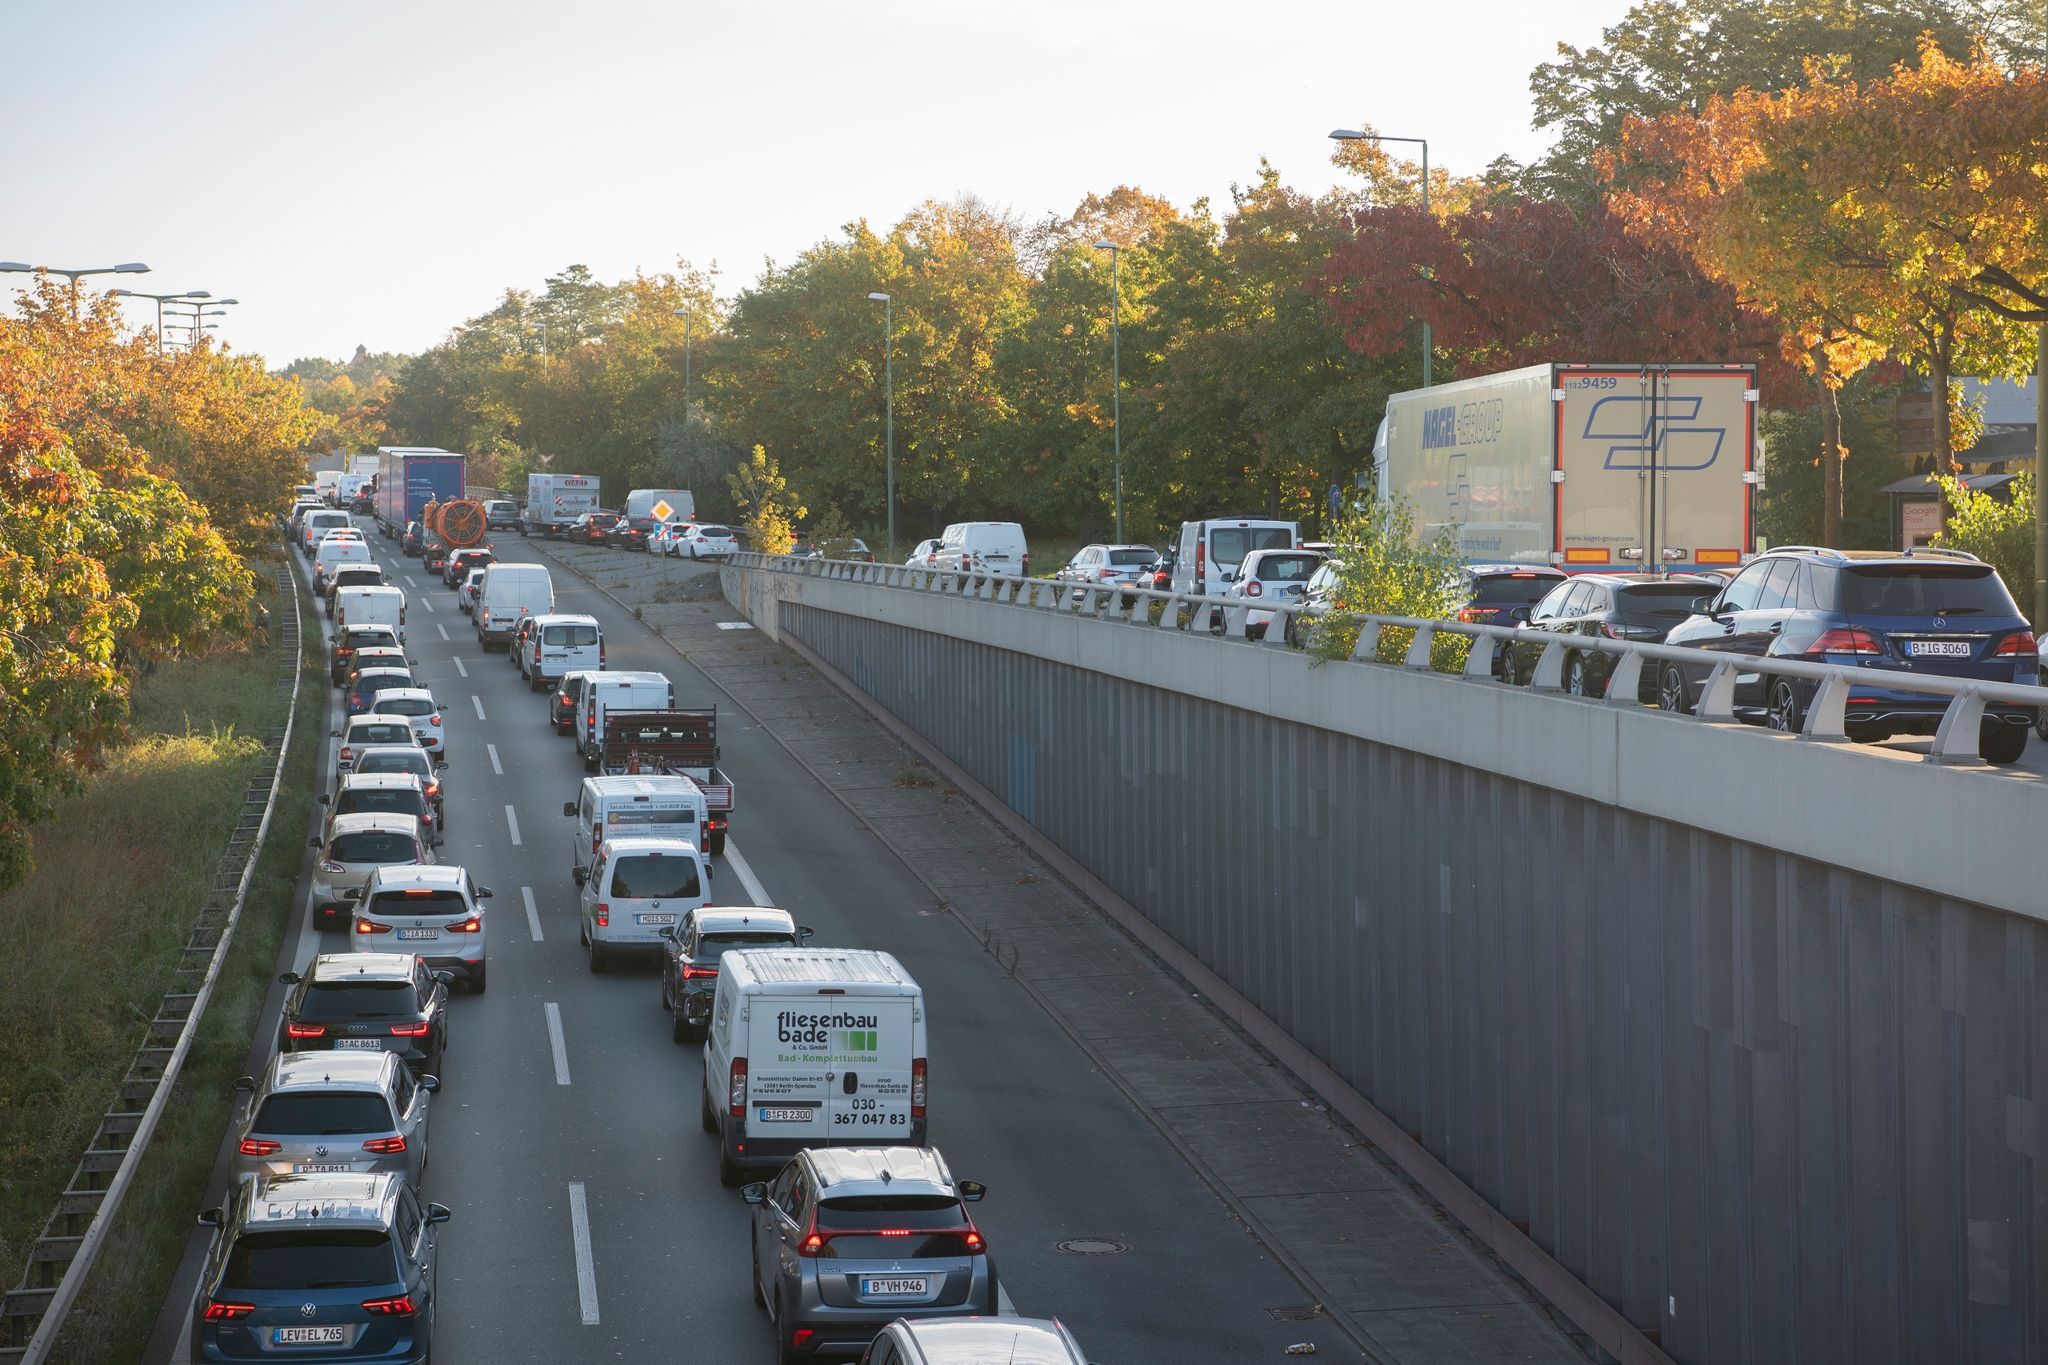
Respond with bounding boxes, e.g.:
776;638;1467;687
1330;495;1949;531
1055;1237;1129;1255
1268;1306;1326;1322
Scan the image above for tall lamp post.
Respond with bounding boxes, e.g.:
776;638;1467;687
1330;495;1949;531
112;289;211;354
867;292;895;560
1329;129;1432;388
1092;240;1125;542
162;298;238;349
0;261;150;317
670;308;694;409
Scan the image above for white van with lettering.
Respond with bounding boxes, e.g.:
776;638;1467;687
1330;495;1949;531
565;775;709;886
701;947;927;1186
475;563;555;649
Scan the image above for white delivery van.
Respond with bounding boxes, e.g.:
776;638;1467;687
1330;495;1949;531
1171;518;1300;597
523;613;603;689
565;774;709;885
334;584;407;641
475;563;554;649
299;509;354;555
624;487;695;526
313;469;342;503
933;521;1028;576
313;535;374;590
702;948;928;1185
578;834;711;971
575;671;675;765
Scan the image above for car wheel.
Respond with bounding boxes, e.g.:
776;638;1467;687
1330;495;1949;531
1765;678;1804;734
772;1290;803;1364
1499;649;1519;687
701;1084;719;1134
1565;654;1588;697
468;963;487;995
2035;710;2048;742
751;1242;767;1308
719;1145;747;1189
1981;723;2028;765
1657;665;1692;715
589;941;607;974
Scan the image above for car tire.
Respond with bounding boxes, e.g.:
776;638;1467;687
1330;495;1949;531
1981;723;2028;765
751;1243;767;1308
701;1085;720;1134
1766;679;1804;734
773;1290;803;1364
468;963;487;995
1565;654;1588;697
589;941;607;974
2035;710;2048;742
1657;665;1692;715
719;1146;747;1189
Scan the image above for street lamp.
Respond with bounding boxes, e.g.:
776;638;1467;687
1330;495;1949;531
867;292;895;560
529;322;549;373
111;288;210;355
671;307;693;409
162;298;237;350
1092;239;1125;542
0;260;150;316
1330;128;1433;388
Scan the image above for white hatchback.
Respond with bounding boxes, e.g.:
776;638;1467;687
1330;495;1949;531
578;834;711;972
679;523;738;560
370;688;446;757
352;863;495;994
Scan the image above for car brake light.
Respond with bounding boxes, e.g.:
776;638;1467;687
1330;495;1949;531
285;1022;326;1038
798;1231;825;1257
319;860;345;874
592;827;603;855
963;1228;986;1254
1244;580;1263;597
362;1294;417;1316
1456;606;1498;622
1099;569;1116;580
1993;631;2037;657
594;903;609;926
680;963;718;980
429;714;441;725
354;918;393;934
1808;628;1883;656
599;644;606;666
449;916;482;934
911;1057;927;1119
238;1138;282;1156
388;1020;431;1036
425;783;440;798
202;1300;255;1321
362;1135;408;1154
728;1057;747;1116
338;747;354;764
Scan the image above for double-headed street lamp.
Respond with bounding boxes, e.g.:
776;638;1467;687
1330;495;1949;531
867;292;895;560
1092;239;1125;542
1329;129;1433;388
0;260;150;316
112;288;211;354
162;297;237;349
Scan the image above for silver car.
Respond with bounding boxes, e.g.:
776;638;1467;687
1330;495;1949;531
859;1317;1089;1365
744;1146;994;1361
1054;543;1160;605
230;1050;436;1188
346;744;446;830
308;812;431;931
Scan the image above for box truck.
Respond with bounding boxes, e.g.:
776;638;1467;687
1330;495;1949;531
524;473;602;537
372;447;466;537
1372;362;1759;572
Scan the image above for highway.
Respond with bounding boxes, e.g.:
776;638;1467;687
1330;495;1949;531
146;524;1350;1362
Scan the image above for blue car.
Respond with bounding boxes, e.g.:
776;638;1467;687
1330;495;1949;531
192;1171;447;1363
345;669;416;719
1657;547;2036;762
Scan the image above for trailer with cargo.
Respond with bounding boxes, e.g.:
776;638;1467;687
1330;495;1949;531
372;447;467;537
590;707;734;855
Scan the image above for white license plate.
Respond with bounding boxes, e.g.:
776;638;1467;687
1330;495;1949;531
1909;640;1971;657
333;1038;384;1050
757;1107;812;1122
398;928;439;940
273;1326;346;1345
292;1163;352;1173
861;1277;930;1297
636;913;676;926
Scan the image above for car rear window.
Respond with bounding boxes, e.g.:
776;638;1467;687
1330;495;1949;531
1616;583;1712;617
816;1195;973;1258
329;831;419;863
303;981;420;1018
1254;554;1319;582
607;854;701;900
1107;549;1155;567
377;697;434;717
699;931;793;957
1208;527;1293;565
342;629;397;649
543;625;601;646
606;806;694;828
352;724;414;746
354;754;430;780
1470;572;1562;606
1836;565;2018;616
254;1092;394;1135
698;525;733;537
362;889;467;918
356;674;409;694
224;1230;396;1289
338;791;424;819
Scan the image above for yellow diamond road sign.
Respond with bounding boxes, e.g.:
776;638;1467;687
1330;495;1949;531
650;499;674;522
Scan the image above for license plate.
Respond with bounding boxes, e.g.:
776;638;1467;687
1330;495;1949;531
273;1326;346;1345
757;1107;812;1123
861;1277;930;1298
333;1038;383;1050
293;1163;352;1173
636;913;676;926
1909;640;1971;657
398;928;439;940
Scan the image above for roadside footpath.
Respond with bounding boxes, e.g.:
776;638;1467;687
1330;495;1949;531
527;538;1592;1365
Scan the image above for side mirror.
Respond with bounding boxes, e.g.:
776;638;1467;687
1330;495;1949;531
342;887;363;901
278;971;302;985
420;1075;441;1093
1509;606;1531;623
797;926;816;942
196;1207;224;1228
573;869;587;886
318;793;332;806
433;970;456;985
329;729;342;738
1692;595;1719;616
740;1183;768;1205
425;1203;452;1225
232;1075;256;1093
957;1180;987;1202
435;760;448;771
563;802;577;818
477;886;494;899
309;837;322;848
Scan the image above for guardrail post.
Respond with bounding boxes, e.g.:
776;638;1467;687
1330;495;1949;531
1348;619;1381;661
1261;607;1294;648
1189;600;1217;635
1799;673;1851;741
1403;623;1437;669
1155;595;1184;630
1926;689;1988;763
1223;604;1250;640
1695;659;1738;722
1462;629;1498;678
1603;650;1645;707
1531;640;1567;691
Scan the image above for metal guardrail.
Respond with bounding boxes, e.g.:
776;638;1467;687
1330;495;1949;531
0;564;306;1364
733;551;2048;766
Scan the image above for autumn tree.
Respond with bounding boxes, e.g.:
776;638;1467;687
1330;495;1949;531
728;445;805;555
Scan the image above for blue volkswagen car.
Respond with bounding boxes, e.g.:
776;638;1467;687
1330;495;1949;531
192;1171;448;1363
1657;547;2036;762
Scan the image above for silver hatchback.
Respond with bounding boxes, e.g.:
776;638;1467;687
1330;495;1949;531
744;1146;994;1362
230;1050;436;1189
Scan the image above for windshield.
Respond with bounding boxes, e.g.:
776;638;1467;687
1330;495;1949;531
329;831;419;863
224;1230;396;1290
303;981;419;1019
1208;527;1293;565
1837;565;2017;616
1470;573;1561;606
607;854;701;900
253;1093;393;1135
1108;548;1156;567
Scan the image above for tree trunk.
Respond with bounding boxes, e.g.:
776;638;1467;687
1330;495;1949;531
1929;347;1952;537
1814;349;1843;547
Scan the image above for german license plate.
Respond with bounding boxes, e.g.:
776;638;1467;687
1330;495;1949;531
333;1038;383;1050
861;1277;930;1297
1909;640;1971;657
757;1107;811;1122
637;913;676;926
398;927;439;940
273;1325;346;1345
293;1163;351;1173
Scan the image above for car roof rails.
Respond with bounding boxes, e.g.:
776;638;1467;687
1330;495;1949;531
1760;544;1848;560
1898;545;1981;562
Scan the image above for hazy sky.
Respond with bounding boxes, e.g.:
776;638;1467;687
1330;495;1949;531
2;0;1635;364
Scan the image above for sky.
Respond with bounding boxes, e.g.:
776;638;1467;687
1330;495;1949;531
0;0;1637;365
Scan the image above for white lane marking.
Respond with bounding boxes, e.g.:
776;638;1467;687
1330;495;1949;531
545;1003;572;1085
505;804;522;846
453;656;468;678
522;885;543;941
422;596;437;613
487;742;503;775
568;1181;599;1324
404;574;418;587
437;624;449;641
725;839;770;905
472;695;487;721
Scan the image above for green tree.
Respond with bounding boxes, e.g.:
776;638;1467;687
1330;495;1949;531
1304;496;1469;670
1755;374;1910;547
1936;470;2034;600
728;445;805;555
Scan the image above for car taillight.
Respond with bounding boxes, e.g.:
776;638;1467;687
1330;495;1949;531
285;1023;326;1038
449;916;482;934
338;747;354;764
728;1058;747;1116
1244;580;1263;597
337;646;354;658
362;1135;408;1153
798;1230;825;1257
558;692;570;705
319;860;345;874
389;1020;431;1036
354;918;392;934
362;1294;417;1316
238;1138;282;1156
963;1228;986;1254
202;1300;255;1321
429;714;441;725
592;828;602;855
1601;623;1657;639
1994;631;2037;657
679;963;718;980
1456;606;1498;622
911;1057;927;1119
425;783;440;798
599;645;606;666
1195;542;1204;584
1099;568;1116;580
1808;628;1883;656
594;903;609;927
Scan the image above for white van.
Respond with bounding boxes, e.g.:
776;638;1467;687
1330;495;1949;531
334;584;407;640
565;774;709;885
299;509;354;556
578;834;710;972
475;563;555;649
933;521;1028;577
575;672;675;765
702;947;928;1185
522;613;603;690
313;535;374;591
1171;517;1300;597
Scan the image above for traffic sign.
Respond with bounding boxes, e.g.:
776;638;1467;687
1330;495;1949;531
650;499;674;522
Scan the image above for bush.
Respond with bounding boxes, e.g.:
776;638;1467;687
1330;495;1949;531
1937;471;2033;610
1302;496;1470;670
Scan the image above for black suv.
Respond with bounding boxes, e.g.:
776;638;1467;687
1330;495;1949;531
279;954;449;1076
1501;572;1719;698
1659;547;2037;761
401;521;425;556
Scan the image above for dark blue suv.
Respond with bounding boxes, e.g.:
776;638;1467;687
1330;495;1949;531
192;1171;447;1363
1658;547;2037;762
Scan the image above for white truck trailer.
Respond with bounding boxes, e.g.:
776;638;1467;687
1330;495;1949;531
524;473;602;537
1373;362;1759;572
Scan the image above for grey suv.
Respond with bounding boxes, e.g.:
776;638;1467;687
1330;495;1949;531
231;1050;436;1188
744;1147;994;1363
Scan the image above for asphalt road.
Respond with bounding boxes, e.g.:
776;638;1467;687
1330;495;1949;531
146;526;1339;1363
